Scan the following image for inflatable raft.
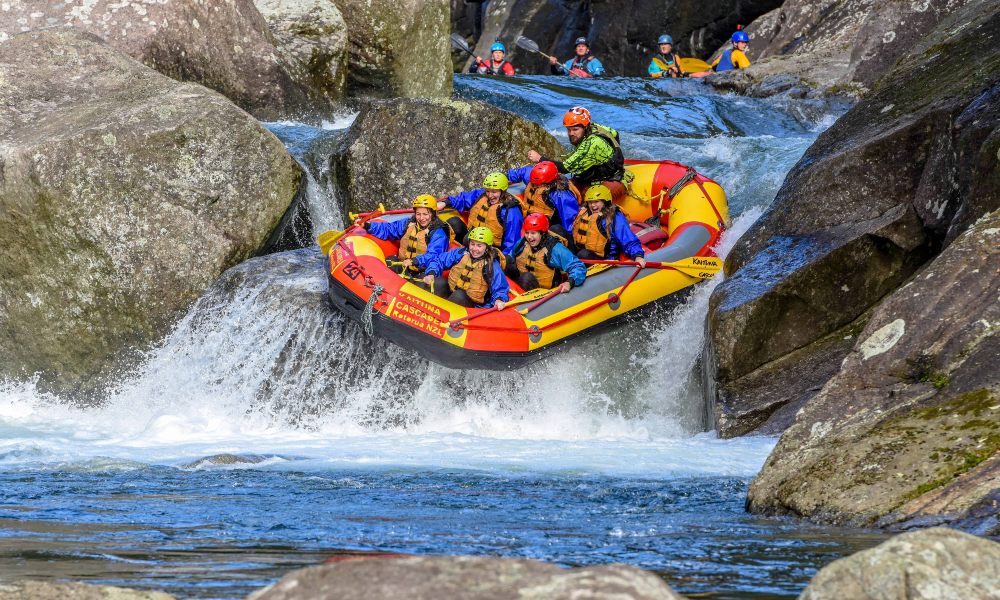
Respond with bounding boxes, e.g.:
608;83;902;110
324;159;729;370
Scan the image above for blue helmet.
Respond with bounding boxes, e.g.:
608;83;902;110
731;30;749;43
657;34;673;45
490;41;506;53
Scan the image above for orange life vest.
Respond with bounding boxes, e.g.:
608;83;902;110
515;236;559;289
467;196;505;246
398;220;453;261
447;252;492;305
573;208;610;257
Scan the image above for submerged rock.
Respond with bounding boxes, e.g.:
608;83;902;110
745;210;999;528
705;0;1000;439
0;31;302;399
798;528;1000;599
0;581;175;600
249;556;687;599
332;98;564;214
0;0;328;119
333;0;451;98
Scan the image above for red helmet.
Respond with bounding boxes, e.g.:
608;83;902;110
523;213;550;232
563;106;591;127
530;161;559;185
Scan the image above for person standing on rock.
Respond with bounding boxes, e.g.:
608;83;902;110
505;160;580;244
424;227;510;309
505;213;587;293
364;195;453;276
711;29;751;72
549;37;605;78
526;106;627;201
572;185;645;267
648;34;685;78
469;41;516;75
438;172;524;254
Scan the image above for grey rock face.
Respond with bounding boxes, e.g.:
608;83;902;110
704;0;1000;439
0;30;302;398
249;556;687;599
798;528;1000;599
332;98;564;214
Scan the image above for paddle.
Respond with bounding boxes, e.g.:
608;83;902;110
515;36;552;60
679;57;712;73
450;33;476;59
318;203;403;256
580;256;723;278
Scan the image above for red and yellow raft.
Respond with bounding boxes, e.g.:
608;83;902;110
324;159;729;370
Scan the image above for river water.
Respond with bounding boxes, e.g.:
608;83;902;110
0;76;885;599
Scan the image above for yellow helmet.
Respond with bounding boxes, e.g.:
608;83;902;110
412;194;437;209
468;226;495;246
584;185;613;204
483;172;509;191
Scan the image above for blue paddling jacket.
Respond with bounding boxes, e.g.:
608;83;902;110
366;218;450;270
442;188;524;254
428;247;511;308
506;165;581;234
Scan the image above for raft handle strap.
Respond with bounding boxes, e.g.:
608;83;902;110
361;283;385;337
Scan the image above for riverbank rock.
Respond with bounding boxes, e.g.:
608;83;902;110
254;0;349;106
249;556;687;599
465;0;781;76
707;0;974;98
332;98;564;213
704;0;1000;439
0;30;302;399
744;210;999;528
0;0;330;119
0;581;174;600
798;528;1000;599
333;0;451;98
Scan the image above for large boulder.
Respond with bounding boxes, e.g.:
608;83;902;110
332;98;565;214
745;210;999;528
333;0;451;98
249;556;687;599
707;0;974;98
704;0;1000;438
467;0;782;76
798;528;1000;599
254;0;349;105
0;0;326;119
0;30;302;398
0;581;175;600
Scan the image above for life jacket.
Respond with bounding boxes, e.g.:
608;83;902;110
467;193;519;246
478;59;512;75
573;208;611;257
398;219;453;261
447;252;494;305
521;182;558;219
575;124;625;184
569;55;595;78
515;234;560;289
714;49;738;72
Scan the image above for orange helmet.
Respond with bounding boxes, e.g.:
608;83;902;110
523;213;550;232
563;106;591;127
530;161;559;185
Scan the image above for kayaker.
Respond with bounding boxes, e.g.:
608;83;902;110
469;41;516;76
438;172;524;254
711;29;751;72
527;106;627;199
424;227;510;309
505;160;580;243
505;213;587;293
648;34;684;78
572;185;645;266
549;37;605;78
364;194;453;275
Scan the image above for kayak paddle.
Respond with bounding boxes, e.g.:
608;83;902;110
450;33;476;58
515;36;552;59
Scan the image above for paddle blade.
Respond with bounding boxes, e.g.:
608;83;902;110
679;57;712;73
450;33;473;56
515;36;541;54
317;229;345;256
665;256;723;278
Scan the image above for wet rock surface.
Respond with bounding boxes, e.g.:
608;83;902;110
797;528;1000;599
334;0;451;98
705;0;1000;440
745;210;999;528
0;30;302;399
0;582;175;600
331;98;564;213
0;0;325;119
249;556;687;599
